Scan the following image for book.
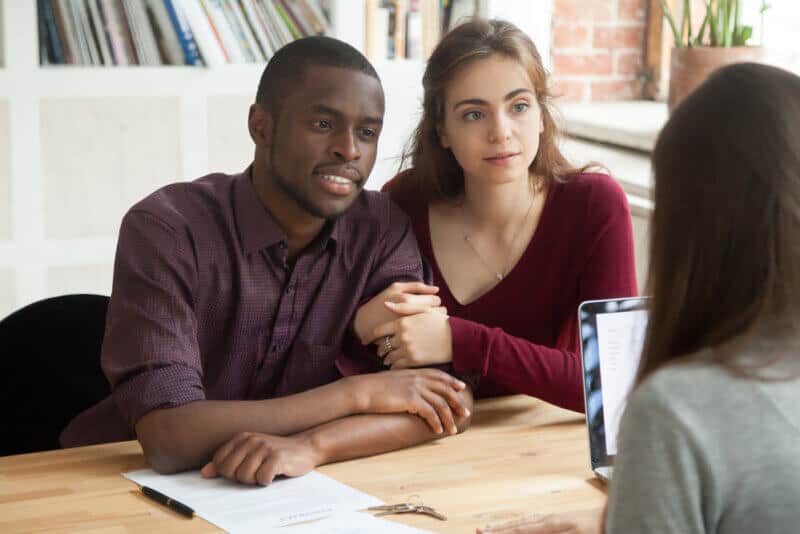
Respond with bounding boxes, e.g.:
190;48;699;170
74;0;101;65
40;0;66;63
122;0;148;64
65;0;85;63
87;0;113;65
296;0;327;35
99;0;130;65
225;0;263;61
50;0;75;63
38;0;52;64
252;1;284;54
163;0;203;65
279;0;310;37
273;1;301;40
260;0;294;48
175;0;227;65
239;0;274;59
116;0;140;64
147;0;186;65
203;0;247;63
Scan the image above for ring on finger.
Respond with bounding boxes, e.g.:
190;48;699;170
382;335;394;357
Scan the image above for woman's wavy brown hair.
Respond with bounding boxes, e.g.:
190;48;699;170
636;62;800;385
403;18;591;202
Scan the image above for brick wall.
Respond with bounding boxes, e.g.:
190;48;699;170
550;0;648;101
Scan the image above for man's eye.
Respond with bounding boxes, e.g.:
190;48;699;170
463;111;483;121
360;128;377;138
314;119;332;130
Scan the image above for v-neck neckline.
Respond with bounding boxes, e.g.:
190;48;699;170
422;182;556;308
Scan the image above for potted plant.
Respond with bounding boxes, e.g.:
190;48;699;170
661;0;770;110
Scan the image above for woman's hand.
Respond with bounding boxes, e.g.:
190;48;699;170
372;308;453;369
352;282;441;344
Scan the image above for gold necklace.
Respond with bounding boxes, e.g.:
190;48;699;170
463;185;537;281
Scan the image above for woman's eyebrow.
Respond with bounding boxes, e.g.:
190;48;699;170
452;88;533;110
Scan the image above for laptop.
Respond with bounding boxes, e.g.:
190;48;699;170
578;297;649;482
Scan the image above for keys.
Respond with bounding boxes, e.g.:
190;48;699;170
415;505;447;521
367;495;448;521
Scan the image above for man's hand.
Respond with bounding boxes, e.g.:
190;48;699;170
200;432;317;486
352;282;441;344
477;508;603;534
348;369;469;435
373;308;453;369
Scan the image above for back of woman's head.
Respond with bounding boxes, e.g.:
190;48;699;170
639;62;800;382
406;18;578;200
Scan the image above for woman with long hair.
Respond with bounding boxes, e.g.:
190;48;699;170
344;19;637;412
480;62;800;533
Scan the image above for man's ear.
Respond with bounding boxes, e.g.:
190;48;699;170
248;103;274;147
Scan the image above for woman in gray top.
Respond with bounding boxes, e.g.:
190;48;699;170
478;62;800;534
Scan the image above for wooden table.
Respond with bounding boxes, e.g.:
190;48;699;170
0;396;606;533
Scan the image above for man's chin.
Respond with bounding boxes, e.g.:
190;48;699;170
317;200;357;221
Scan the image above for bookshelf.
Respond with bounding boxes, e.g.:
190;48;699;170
0;0;553;318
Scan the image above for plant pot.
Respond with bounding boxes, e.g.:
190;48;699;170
668;46;767;112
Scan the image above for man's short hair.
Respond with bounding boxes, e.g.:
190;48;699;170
255;36;380;112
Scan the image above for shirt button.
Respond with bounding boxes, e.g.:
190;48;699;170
286;283;295;294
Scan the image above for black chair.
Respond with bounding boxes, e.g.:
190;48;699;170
0;294;111;456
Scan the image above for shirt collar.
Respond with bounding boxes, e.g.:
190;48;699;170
234;166;341;255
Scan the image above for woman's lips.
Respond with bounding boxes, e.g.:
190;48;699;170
484;152;520;165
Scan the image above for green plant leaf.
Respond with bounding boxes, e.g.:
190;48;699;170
707;0;720;46
733;24;753;45
684;0;693;46
660;0;683;47
694;10;710;46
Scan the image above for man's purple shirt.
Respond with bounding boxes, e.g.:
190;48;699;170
61;169;425;447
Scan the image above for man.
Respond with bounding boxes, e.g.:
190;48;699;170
61;37;472;486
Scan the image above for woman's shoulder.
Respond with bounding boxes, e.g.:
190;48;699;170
558;171;627;203
381;168;426;217
553;171;630;222
627;350;734;420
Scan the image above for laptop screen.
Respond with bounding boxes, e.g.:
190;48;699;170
578;297;648;468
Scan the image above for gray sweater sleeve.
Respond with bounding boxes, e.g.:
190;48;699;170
605;380;713;534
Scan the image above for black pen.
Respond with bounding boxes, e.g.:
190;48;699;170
141;486;195;518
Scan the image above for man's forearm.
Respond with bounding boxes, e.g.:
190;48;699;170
305;387;473;466
136;377;360;473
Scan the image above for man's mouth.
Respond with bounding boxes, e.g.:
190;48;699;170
313;170;360;196
318;174;353;185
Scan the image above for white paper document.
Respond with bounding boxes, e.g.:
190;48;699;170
596;309;647;455
279;511;432;533
124;469;383;532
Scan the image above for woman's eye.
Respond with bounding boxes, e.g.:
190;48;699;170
463;111;483;121
512;102;529;113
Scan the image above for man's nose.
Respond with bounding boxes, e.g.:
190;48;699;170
330;130;360;161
